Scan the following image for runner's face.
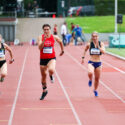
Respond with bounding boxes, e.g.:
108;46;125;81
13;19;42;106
92;33;98;42
43;26;51;36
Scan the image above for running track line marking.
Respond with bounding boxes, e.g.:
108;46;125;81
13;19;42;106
8;48;29;125
55;71;82;125
76;47;125;74
102;60;125;74
65;51;125;104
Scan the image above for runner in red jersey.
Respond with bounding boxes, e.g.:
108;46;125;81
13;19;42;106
37;24;64;100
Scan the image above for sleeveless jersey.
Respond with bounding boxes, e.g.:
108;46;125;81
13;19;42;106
89;41;102;55
0;43;5;58
40;34;55;59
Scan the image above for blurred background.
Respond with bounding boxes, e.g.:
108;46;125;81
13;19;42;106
0;0;125;51
0;0;125;18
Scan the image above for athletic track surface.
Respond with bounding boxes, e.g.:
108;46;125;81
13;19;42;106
0;43;125;125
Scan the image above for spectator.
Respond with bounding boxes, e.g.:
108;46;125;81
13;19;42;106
27;3;33;11
53;24;58;35
73;24;85;45
61;22;67;46
71;22;75;31
70;23;75;45
33;0;39;11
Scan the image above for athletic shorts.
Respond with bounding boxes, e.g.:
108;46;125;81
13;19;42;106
0;60;6;68
40;57;56;66
88;60;102;69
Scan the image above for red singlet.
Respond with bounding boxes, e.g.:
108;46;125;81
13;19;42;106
40;34;55;59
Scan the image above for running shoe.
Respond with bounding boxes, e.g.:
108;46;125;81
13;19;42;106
0;77;4;82
50;75;54;83
88;80;92;87
40;90;48;100
94;90;98;97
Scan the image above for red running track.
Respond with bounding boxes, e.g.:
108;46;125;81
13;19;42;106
0;44;125;125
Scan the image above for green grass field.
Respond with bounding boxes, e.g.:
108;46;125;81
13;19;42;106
66;15;125;33
106;48;125;58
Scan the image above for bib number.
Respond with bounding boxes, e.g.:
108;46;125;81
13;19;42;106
0;50;5;57
43;47;52;54
91;48;100;55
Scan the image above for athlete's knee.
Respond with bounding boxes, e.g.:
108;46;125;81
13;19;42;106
48;68;54;74
88;72;93;76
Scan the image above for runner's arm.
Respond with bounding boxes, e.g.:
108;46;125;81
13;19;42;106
98;42;105;54
37;35;45;50
4;43;14;63
81;43;90;64
54;35;64;56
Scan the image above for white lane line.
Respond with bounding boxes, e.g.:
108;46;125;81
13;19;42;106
8;48;29;125
102;60;125;74
100;81;125;103
55;71;82;125
65;51;125;103
106;51;125;61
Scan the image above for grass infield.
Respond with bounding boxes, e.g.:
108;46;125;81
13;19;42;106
66;15;125;33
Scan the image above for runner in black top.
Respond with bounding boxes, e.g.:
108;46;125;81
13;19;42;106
0;34;14;82
81;31;105;97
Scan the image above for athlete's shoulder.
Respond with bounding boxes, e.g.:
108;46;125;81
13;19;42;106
100;41;104;46
87;42;91;46
3;43;7;47
2;43;9;49
53;34;59;39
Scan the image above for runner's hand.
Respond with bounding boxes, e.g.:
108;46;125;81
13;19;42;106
43;34;47;40
59;51;64;56
9;59;14;64
42;34;47;43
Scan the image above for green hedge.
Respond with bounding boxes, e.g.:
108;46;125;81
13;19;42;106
24;0;34;8
70;0;125;15
94;0;125;15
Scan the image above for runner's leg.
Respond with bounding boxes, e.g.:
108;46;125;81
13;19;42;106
0;62;7;82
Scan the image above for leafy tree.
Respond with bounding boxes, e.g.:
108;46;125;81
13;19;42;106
24;0;34;8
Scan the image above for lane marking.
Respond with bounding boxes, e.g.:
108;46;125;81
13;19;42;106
65;51;125;103
0;120;8;122
102;60;125;74
49;123;78;125
55;71;82;125
21;107;71;110
8;48;29;125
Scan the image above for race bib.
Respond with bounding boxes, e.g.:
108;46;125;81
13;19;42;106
43;47;52;53
0;50;5;57
90;48;100;55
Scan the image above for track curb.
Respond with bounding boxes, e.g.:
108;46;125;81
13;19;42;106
106;51;125;61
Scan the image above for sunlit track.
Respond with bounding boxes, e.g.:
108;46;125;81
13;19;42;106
8;47;29;125
102;60;125;74
55;70;82;125
65;50;125;103
0;44;125;125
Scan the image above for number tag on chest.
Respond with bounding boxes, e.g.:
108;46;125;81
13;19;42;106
0;49;5;57
43;47;52;53
91;48;100;55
